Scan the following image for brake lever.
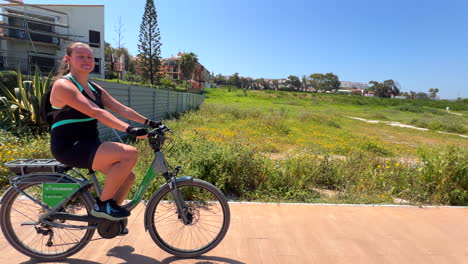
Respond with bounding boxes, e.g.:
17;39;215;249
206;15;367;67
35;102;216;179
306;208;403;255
159;124;172;133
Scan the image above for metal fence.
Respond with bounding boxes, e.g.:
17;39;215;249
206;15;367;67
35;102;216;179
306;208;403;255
92;80;205;141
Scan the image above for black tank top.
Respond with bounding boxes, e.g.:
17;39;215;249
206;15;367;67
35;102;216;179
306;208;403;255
50;74;104;131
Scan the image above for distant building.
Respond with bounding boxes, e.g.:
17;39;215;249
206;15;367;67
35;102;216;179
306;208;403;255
340;81;369;90
0;3;105;78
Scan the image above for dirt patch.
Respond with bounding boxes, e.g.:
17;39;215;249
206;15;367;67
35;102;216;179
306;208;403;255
311;187;340;198
347;116;467;138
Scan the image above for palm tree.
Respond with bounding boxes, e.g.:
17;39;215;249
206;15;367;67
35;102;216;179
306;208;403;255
429;88;439;99
179;52;198;87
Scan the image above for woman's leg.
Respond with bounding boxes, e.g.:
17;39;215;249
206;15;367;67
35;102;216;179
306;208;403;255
92;142;138;202
113;172;135;205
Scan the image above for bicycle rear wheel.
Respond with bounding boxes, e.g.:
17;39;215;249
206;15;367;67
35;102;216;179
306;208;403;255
145;178;230;257
0;176;95;261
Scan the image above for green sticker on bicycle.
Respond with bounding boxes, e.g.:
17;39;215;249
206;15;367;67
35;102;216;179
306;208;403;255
43;183;80;207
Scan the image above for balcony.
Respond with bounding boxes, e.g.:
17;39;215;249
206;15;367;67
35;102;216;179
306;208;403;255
0;9;61;45
0;25;60;45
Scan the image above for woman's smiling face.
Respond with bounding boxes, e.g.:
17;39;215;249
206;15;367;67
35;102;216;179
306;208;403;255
67;46;95;73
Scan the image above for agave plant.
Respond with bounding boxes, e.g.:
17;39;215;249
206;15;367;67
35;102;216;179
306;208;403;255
0;96;14;129
0;67;53;133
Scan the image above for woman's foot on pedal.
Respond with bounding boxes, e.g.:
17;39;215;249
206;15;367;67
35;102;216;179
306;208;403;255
91;198;130;221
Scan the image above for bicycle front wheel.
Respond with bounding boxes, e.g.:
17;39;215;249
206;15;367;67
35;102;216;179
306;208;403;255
0;176;95;261
145;178;230;257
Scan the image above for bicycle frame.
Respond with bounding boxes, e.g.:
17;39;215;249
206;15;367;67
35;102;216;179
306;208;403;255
122;152;166;211
8;148;192;229
6;126;194;227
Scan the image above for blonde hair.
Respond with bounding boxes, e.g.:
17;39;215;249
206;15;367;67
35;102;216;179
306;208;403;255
55;42;92;78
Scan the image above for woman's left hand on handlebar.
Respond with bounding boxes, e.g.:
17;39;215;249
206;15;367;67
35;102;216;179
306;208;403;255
126;126;148;139
145;119;162;128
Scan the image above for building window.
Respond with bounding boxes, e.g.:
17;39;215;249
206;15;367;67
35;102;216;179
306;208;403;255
8;16;25;39
29;56;56;73
89;30;100;48
28;22;54;44
93;58;100;74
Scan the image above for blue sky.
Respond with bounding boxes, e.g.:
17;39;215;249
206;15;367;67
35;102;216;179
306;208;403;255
27;0;468;99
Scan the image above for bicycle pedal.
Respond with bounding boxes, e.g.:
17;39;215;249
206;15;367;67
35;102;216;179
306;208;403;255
118;227;129;236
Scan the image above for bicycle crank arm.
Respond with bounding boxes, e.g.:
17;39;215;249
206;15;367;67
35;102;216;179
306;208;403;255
21;221;38;226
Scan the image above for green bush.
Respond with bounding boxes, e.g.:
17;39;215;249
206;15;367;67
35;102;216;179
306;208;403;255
160;77;176;90
0;71;18;95
410;118;467;134
415;147;468;205
0;132;52;191
166;138;267;199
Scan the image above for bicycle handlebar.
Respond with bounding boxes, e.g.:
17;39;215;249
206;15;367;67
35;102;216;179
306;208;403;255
147;124;172;152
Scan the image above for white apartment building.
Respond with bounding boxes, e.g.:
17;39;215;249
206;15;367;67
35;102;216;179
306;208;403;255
0;3;104;78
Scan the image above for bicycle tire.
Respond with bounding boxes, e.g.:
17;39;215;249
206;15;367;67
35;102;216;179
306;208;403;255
145;178;230;257
0;175;96;261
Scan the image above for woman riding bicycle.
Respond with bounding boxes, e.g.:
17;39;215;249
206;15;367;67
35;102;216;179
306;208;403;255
49;42;158;221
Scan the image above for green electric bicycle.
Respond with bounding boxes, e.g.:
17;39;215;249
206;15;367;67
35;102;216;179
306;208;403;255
0;125;231;261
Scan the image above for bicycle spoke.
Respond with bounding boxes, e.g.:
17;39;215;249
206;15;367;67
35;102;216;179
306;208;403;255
11;206;39;223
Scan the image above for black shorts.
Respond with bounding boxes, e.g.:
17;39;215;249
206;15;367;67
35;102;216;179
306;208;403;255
50;124;102;169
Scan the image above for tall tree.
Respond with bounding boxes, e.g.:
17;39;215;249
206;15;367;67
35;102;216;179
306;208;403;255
286;75;301;90
309;73;340;91
137;0;162;85
114;16;125;82
368;79;400;98
309;73;326;91
114;16;125;61
227;73;241;88
324;73;341;91
240;77;253;89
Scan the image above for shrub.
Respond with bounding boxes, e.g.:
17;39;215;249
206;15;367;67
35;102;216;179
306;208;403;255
415;146;468;205
160;77;176;90
0;132;52;191
0;71;18;95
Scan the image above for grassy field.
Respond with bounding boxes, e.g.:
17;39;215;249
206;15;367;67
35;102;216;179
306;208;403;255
1;87;467;205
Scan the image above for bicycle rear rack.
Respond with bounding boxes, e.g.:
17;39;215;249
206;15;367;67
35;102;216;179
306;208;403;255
5;159;72;175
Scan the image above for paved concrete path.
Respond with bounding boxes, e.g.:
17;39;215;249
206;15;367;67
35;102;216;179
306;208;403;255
1;203;467;264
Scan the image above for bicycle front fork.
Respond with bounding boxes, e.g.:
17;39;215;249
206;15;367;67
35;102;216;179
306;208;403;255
165;170;192;225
